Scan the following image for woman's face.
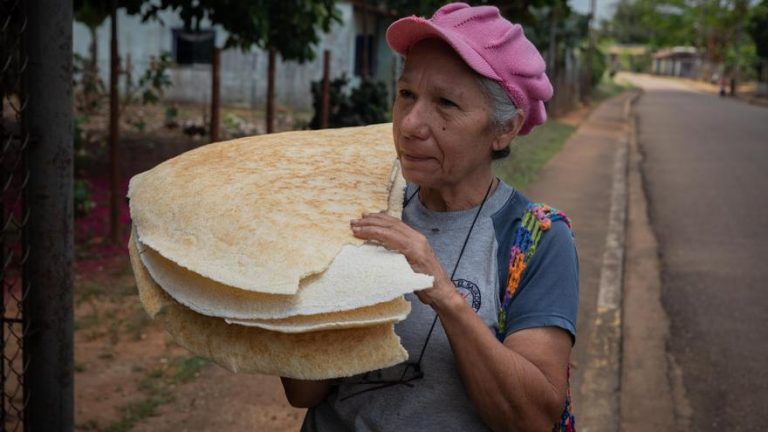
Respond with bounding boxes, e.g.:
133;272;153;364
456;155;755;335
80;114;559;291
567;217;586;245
393;39;505;189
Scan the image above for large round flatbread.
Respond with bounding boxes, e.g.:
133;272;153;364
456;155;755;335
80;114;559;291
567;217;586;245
224;297;410;333
135;227;431;319
128;232;409;379
129;123;399;295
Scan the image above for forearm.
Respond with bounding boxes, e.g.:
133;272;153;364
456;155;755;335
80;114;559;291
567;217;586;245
280;377;333;408
433;291;564;431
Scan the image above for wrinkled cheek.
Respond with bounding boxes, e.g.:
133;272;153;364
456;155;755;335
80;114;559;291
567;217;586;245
400;159;444;188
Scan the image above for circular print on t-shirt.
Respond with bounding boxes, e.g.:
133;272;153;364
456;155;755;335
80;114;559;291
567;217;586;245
453;278;481;312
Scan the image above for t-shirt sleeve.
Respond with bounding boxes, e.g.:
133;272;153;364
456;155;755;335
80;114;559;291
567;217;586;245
502;219;579;343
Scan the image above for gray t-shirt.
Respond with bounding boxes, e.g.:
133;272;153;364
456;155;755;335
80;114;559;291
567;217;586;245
301;180;578;431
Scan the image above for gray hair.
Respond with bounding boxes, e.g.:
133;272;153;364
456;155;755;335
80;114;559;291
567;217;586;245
476;76;519;159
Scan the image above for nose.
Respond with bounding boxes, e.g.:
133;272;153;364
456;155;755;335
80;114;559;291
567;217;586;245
398;100;430;141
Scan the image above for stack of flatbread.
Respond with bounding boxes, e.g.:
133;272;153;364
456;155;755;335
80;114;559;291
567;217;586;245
127;123;433;380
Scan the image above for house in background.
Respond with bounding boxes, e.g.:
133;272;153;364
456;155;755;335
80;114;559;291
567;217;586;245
652;47;701;79
72;1;400;113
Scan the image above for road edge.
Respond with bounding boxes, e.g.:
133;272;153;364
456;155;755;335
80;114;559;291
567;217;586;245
577;91;635;432
619;88;692;432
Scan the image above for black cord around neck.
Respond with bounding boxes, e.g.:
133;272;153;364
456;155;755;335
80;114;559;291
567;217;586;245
405;177;496;376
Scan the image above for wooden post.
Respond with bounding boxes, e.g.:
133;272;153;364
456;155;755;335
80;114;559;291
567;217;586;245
321;50;330;129
585;0;597;104
109;0;120;244
266;47;276;133
361;7;369;80
210;47;221;142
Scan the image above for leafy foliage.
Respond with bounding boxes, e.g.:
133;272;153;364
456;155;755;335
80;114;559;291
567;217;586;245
74;0;110;29
139;0;340;63
692;0;750;65
76;0;341;72
605;0;756;69
379;0;561;28
73;116;98;218
74;0;148;23
526;4;590;58
135;53;173;105
748;0;768;61
309;75;390;129
604;0;695;47
73;52;107;114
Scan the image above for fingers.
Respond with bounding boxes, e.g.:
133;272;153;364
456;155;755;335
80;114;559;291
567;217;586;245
350;224;409;252
350;213;423;256
350;212;442;277
351;213;417;238
350;212;398;227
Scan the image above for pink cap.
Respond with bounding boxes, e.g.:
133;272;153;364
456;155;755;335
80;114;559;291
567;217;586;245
386;2;553;135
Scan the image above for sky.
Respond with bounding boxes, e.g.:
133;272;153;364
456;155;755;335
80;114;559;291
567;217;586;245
569;0;619;23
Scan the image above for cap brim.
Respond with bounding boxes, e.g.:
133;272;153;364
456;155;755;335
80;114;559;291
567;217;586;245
386;17;502;82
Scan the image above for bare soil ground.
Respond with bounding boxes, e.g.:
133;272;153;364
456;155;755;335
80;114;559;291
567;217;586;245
73;253;304;432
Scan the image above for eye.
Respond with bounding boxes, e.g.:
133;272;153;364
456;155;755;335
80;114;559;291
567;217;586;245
398;89;415;99
438;97;458;108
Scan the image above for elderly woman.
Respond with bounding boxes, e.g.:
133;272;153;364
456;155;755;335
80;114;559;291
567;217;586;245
282;3;578;431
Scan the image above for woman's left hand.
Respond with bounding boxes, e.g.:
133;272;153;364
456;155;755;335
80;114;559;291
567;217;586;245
350;212;456;307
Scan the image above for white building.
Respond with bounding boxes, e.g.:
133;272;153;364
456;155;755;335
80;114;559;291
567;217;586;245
72;1;399;112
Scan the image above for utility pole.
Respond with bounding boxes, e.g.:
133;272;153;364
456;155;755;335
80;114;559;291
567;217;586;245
210;47;221;142
109;0;120;243
586;0;597;103
548;4;558;93
321;50;331;129
266;48;276;133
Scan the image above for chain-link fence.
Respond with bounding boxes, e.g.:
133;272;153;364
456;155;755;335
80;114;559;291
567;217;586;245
0;0;30;430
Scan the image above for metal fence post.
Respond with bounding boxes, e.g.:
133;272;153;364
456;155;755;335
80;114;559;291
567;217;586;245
1;1;33;429
22;0;74;431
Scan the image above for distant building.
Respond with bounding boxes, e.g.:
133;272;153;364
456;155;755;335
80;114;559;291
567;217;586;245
72;1;399;112
607;45;650;73
652;47;700;78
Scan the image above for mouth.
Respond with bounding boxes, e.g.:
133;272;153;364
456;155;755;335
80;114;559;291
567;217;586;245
401;153;435;163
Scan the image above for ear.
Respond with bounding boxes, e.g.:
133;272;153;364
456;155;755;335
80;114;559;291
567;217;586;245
491;111;526;152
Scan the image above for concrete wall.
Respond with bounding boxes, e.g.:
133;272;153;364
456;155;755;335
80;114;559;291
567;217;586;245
653;57;700;79
72;3;398;112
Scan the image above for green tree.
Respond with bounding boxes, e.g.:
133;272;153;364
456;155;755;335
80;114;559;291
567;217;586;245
606;0;694;47
606;0;756;81
140;0;340;132
747;0;768;81
379;0;554;28
691;0;750;68
310;74;389;129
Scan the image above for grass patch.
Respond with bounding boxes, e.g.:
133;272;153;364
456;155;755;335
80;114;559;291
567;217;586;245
105;356;210;432
74;313;101;332
493;120;576;189
123;302;152;342
170;356;210;384
592;73;635;102
124;305;152;341
76;281;105;304
106;393;171;432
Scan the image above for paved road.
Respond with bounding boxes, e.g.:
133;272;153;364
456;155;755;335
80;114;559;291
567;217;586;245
625;74;768;431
